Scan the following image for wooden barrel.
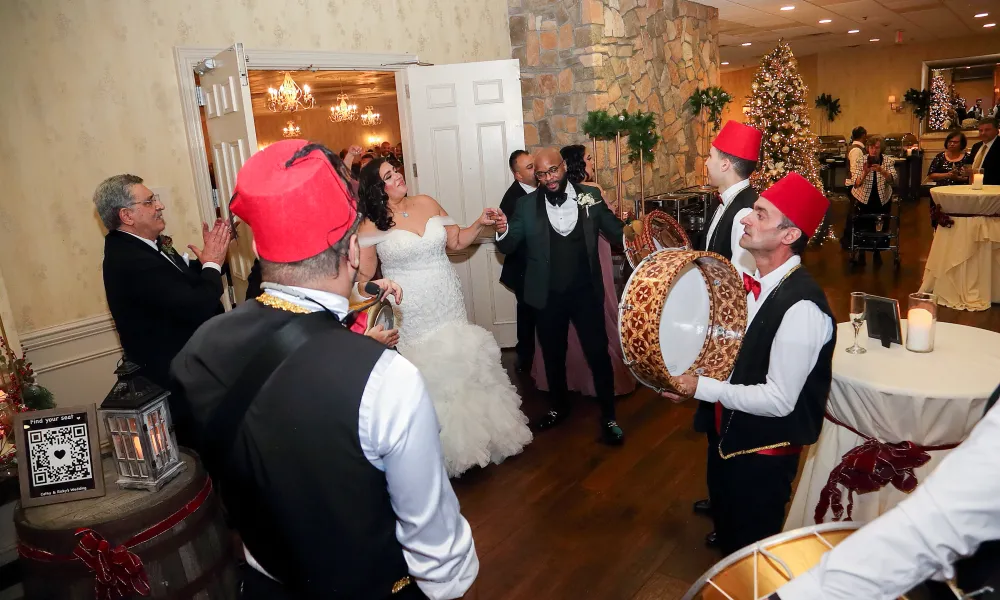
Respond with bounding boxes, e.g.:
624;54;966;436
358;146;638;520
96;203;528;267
14;450;239;599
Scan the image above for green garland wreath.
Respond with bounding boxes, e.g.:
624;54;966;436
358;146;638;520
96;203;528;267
685;86;733;131
814;93;842;123
581;110;621;140
582;110;659;163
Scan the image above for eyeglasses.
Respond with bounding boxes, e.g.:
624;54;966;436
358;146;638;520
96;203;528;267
535;161;564;180
130;194;160;208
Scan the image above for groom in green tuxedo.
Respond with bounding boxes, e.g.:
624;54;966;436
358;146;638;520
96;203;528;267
495;147;626;445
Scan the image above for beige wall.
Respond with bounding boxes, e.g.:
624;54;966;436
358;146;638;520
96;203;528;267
255;101;403;154
0;0;511;336
721;32;1000;138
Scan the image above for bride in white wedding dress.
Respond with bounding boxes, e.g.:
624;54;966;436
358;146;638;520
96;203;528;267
357;158;532;477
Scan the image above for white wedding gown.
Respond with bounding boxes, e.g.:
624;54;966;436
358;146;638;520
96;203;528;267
364;215;532;477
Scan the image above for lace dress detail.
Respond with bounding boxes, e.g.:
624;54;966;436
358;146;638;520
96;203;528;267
367;216;532;477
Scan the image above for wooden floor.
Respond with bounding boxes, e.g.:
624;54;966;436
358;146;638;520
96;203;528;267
455;197;1000;600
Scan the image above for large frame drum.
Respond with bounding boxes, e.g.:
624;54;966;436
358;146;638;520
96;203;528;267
623;210;692;269
618;249;747;394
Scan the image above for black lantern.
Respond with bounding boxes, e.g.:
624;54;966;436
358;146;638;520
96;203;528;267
99;358;185;491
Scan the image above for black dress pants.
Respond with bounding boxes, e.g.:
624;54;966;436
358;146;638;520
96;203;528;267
706;430;799;555
535;286;615;420
514;293;536;366
239;563;429;599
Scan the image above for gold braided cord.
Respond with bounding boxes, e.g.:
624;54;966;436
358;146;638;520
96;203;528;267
256;292;311;314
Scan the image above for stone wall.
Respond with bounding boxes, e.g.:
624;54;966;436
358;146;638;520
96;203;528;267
509;0;719;202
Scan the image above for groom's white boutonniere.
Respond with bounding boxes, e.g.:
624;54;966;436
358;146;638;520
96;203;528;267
577;192;601;217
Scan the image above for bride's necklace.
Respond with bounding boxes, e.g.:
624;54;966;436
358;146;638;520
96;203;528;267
391;199;409;218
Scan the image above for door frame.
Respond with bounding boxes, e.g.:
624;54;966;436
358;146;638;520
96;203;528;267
173;47;421;227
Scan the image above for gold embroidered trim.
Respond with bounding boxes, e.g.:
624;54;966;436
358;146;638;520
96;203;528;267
392;576;413;594
718;262;804;460
256;292;311;314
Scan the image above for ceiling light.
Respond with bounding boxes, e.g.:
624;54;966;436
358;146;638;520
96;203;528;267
722;61;730;65
974;13;989;18
870;38;880;42
819;19;832;24
780;5;795;10
985;22;996;27
742;42;752;46
848;29;860;34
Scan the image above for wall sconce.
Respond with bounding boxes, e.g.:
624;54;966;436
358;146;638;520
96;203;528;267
367;135;382;146
888;95;903;112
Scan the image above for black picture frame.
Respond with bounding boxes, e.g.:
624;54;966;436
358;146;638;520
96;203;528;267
14;404;106;508
865;294;902;348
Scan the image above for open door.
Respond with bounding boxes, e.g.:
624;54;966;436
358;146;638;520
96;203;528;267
198;43;257;305
397;59;524;347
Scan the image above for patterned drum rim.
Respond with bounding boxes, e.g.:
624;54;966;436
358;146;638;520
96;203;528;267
618;249;747;393
624;210;691;269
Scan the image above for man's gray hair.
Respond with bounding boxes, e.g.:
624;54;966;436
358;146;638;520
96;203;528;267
94;174;143;230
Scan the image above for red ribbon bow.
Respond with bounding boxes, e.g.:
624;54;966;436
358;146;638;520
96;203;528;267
73;529;151;599
814;415;957;524
743;272;761;300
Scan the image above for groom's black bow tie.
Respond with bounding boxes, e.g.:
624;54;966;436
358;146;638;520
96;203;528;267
546;193;568;207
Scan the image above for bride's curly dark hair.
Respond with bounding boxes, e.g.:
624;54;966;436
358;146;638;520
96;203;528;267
561;144;589;185
358;158;396;231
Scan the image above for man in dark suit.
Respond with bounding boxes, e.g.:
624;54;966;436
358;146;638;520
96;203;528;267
495;147;627;445
969;117;999;185
498;150;537;372
95;174;230;444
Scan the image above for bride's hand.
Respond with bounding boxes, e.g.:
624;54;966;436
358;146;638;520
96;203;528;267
369;278;403;305
367;324;400;347
477;208;498;227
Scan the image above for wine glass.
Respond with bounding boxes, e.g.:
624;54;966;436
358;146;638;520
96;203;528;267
846;292;867;354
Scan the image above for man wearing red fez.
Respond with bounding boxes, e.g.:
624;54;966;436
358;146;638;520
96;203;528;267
170;140;479;599
664;172;837;555
693;120;764;540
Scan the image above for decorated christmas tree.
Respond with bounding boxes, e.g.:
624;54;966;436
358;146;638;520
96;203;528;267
744;41;822;192
928;72;949;130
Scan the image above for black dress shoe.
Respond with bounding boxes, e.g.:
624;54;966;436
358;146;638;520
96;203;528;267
693;499;711;515
705;531;719;548
601;420;624;445
535;410;568;431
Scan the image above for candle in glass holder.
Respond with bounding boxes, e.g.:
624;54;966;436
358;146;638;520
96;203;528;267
972;172;985;190
906;308;934;352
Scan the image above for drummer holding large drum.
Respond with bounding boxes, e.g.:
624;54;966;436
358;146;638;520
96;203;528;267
661;173;836;556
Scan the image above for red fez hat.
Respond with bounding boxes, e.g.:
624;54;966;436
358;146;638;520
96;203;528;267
712;121;763;162
760;172;830;238
232;139;357;263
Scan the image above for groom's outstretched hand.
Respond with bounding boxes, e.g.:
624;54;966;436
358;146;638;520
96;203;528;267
493;208;508;234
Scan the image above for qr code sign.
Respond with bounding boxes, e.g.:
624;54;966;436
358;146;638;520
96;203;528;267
28;424;92;486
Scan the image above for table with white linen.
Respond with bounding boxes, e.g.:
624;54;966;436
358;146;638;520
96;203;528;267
920;185;1000;311
784;320;1000;530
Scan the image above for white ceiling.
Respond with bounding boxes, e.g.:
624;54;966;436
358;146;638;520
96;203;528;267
696;0;1000;71
247;70;397;114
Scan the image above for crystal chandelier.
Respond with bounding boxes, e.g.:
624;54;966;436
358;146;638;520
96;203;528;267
329;93;359;123
360;106;382;127
282;121;301;138
266;72;315;113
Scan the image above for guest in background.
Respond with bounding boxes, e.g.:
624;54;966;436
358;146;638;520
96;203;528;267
970;117;999;185
841;126;867;249
360;153;375;170
969;99;984;121
95;174;229;445
849;134;897;265
926;130;970;228
498;150;537;372
526;145;636;398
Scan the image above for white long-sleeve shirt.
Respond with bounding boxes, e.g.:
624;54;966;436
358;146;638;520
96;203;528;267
694;256;834;417
246;286;478;599
704;179;756;277
778;397;1000;600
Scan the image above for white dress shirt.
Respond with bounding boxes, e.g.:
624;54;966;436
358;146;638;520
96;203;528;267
122;230;222;272
694;255;834;417
519;181;536;195
778;401;1000;600
846;142;865;187
496;183;578;241
704;179;755;277
245;286;478;600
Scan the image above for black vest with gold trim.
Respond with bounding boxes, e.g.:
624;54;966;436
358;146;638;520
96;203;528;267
717;266;836;458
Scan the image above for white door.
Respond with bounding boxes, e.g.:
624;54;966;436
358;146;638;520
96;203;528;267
199;43;257;305
397;59;524;347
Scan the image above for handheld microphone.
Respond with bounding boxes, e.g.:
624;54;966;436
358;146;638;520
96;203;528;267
344;282;386;328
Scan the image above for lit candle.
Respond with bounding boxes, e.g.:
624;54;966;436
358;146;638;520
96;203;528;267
132;435;144;460
906;308;934;352
972;173;985;189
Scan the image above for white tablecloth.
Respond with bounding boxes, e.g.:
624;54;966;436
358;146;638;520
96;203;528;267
784;320;1000;530
920;185;1000;311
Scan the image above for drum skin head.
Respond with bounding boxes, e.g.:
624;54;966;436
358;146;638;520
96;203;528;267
625;210;691;269
370;302;394;331
618;249;747;393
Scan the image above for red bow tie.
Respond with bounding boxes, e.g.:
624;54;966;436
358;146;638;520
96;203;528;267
743;273;761;300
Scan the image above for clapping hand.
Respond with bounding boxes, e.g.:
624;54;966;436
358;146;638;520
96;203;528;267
189;219;231;265
478;208;499;227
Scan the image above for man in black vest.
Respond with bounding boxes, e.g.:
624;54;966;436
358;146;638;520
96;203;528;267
494;147;627;445
774;383;1000;600
664;172;836;555
171;140;478;599
693;121;763;532
95;174;230;445
498;150;537;372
